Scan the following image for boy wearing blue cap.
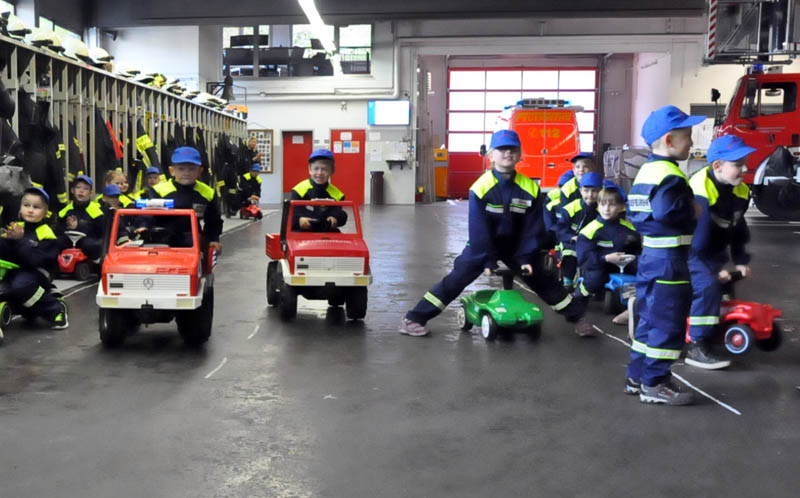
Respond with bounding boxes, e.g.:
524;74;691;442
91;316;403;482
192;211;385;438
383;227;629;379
560;152;596;209
148;146;223;253
290;149;348;232
685;135;755;370
0;187;68;329
57;175;105;261
400;129;591;337
575;181;640;323
240;163;263;207
626;105;703;405
555;171;603;294
133;167;162;198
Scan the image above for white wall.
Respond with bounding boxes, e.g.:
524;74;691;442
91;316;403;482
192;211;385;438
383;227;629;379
630;52;673;146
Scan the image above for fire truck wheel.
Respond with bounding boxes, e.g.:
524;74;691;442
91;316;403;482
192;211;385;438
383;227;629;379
279;284;297;321
75;262;92;281
753;184;800;220
178;287;214;346
267;261;279;306
345;287;368;320
99;309;128;348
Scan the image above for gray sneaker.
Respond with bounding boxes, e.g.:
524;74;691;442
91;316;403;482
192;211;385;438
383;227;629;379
685;341;731;370
399;318;429;337
639;379;695;405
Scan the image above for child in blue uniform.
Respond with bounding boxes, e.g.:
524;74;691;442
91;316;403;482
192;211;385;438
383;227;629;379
240;163;263;207
626;105;702;405
685;135;755;370
0;188;68;329
400;130;591;337
575;182;640;323
543;170;575;247
556;171;603;291
559;152;595;208
57;175;105;261
290;149;347;232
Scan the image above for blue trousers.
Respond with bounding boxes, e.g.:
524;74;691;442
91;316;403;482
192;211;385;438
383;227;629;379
626;248;691;386
2;270;62;321
688;256;723;342
405;247;585;326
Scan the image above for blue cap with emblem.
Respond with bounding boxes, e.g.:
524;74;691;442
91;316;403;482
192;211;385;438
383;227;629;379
489;129;521;149
641;105;705;146
707;135;756;163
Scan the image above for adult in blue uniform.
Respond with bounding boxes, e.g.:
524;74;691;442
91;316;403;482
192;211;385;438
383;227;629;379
686;135;754;370
625;105;703;405
400;130;591;337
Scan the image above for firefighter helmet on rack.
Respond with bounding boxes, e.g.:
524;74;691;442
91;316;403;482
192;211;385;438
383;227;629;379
87;46;114;68
2;14;31;40
62;37;91;63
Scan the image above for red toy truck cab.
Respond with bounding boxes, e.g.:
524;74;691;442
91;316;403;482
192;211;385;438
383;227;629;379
265;199;372;321
484;99;583;188
96;205;215;347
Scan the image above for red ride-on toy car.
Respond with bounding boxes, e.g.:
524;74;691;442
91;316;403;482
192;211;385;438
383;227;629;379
58;230;94;280
239;200;263;220
265;199;372;321
684;271;784;355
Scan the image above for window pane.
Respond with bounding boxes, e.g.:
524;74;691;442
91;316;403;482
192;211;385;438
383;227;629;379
559;70;596;90
559;91;595;110
39;16;54;30
522;91;558;100
340;24;371;47
759;82;797;116
449;92;485;111
577;112;595;133
486;71;521;90
523;70;558;89
485;91;521;111
450;71;485;90
580;133;595;153
448;112;486;132
293;24;334;48
55;25;80;40
448;133;491;153
259;25;270;35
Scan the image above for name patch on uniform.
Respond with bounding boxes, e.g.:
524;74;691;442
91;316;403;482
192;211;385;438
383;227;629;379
511;198;532;207
486;203;504;214
627;194;652;212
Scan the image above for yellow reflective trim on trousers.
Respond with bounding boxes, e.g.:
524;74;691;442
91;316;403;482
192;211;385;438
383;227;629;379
631;339;647;354
424;292;445;311
23;286;45;308
579;282;590;297
656;279;690;285
646;346;681;361
689;316;719;326
551;294;572;311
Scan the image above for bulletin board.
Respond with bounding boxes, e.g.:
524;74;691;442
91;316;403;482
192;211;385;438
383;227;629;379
249;129;274;173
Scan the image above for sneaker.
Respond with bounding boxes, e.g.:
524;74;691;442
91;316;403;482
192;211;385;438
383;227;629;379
399;318;428;337
612;309;629;325
685;341;731;370
574;318;597;337
624;377;641;395
51;301;69;330
639;379;695;405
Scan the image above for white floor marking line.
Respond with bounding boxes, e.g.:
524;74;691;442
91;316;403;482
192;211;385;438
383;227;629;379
62;280;99;298
247;324;260;340
204;357;228;379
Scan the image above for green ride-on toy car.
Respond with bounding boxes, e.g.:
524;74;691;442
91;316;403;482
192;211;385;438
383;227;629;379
458;268;544;341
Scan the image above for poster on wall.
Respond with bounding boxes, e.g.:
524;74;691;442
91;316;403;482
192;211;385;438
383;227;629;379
248;129;274;173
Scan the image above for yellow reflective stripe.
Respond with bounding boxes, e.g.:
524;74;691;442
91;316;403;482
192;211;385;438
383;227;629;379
733;182;750;200
470;170;499;199
86;201;104;219
631;339;648;354
514;173;540;199
193;181;215;202
560;177;578;198
56;143;66;160
424;292;445;310
561;249;577;257
217;180;225;188
551;294;572;311
579;219;603;240
546;197;560;212
620;219;636;231
547;189;561;202
656;279;690;285
597;240;613;248
326;183;344;201
35;224;57;241
153;179;178;197
292;179;313;198
57;192;68;204
643;235;693;248
243;172;252;181
58;202;74;219
120;195;134;208
690;166;717;204
31;181;43;188
646;346;681;360
579;282;591;297
689;316;720;326
256;176;262;185
23;286;45;308
632;160;688;185
136;134;154;151
564;198;583;217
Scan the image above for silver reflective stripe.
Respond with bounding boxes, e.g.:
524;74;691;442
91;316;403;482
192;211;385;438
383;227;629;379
551;294;572;311
23;286;45;308
631;339;648;354
511;198;532;207
570;223;579;231
486;204;504;214
628;194;652;212
710;212;732;229
688;316;719;326
646;347;681;360
424;292;445;310
642;235;693;248
510;206;526;214
597;240;613;248
561;249;577;257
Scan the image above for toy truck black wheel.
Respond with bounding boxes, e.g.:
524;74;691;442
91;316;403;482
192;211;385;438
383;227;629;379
239;210;245;219
345;287;368;320
328;295;345;307
0;301;11;328
724;323;754;355
177;286;214;346
279;283;297;321
757;321;783;352
75;262;92;281
603;288;624;314
457;307;472;331
266;261;279;306
99;308;130;348
527;323;542;339
480;313;498;341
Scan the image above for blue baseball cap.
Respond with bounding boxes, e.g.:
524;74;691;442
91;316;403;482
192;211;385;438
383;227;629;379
74;174;93;187
171;146;203;166
570;152;595;163
251;163;261;171
641;105;705;146
489;130;521;149
308;149;334;162
145;166;161;175
557;170;575;187
24;186;50;204
707;135;756;163
602;179;627;201
579;171;603;188
103;184;121;196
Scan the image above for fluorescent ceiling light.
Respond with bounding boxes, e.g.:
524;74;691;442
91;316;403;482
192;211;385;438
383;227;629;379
298;0;337;52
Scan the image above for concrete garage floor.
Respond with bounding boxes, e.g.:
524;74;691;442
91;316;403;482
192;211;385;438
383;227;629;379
1;202;799;498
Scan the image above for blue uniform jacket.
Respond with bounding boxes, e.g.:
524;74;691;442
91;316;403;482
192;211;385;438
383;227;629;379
57;200;105;239
467;169;543;269
543;188;564;233
555;198;597;247
289;179;348;230
689;166;750;265
0;221;59;276
627;154;696;242
577;215;640;270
